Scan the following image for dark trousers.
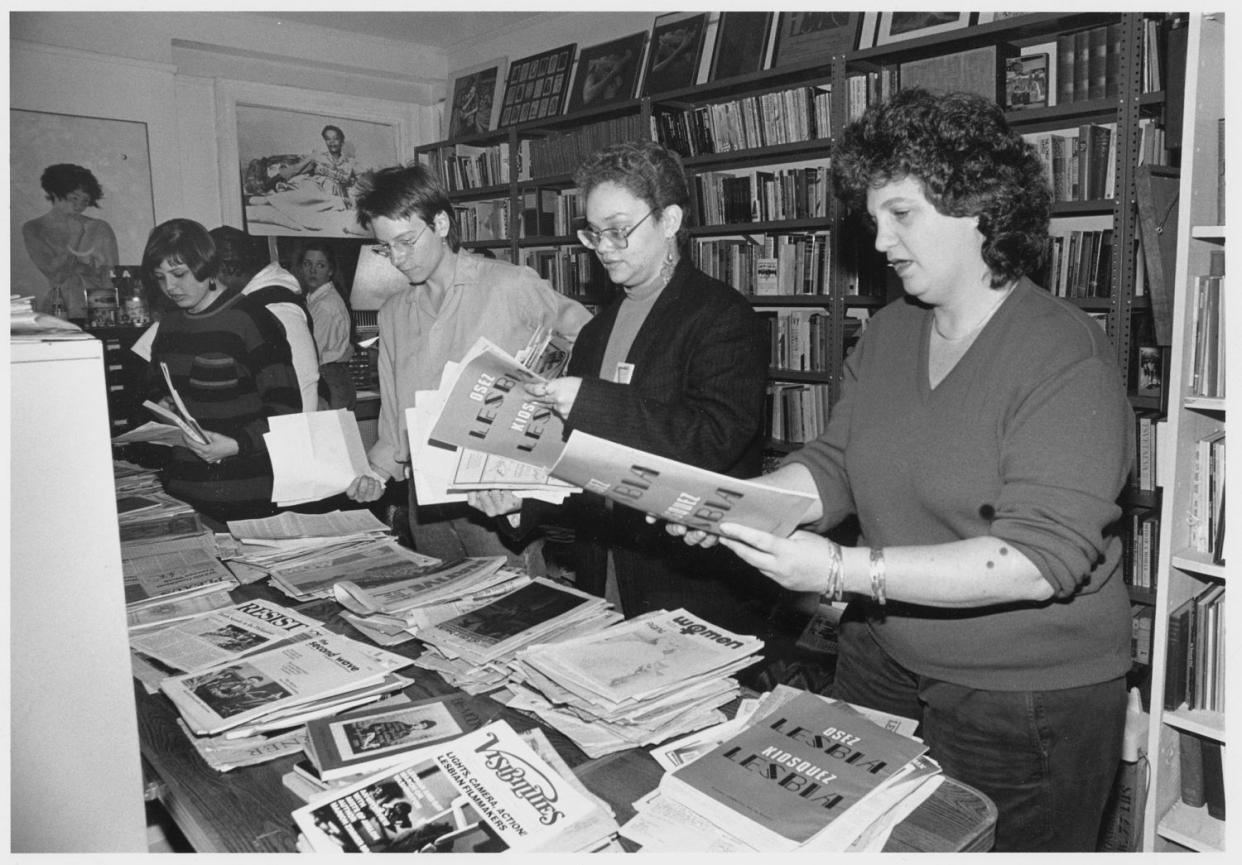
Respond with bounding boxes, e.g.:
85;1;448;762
831;606;1126;852
318;361;356;411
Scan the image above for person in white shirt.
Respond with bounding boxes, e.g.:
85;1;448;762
296;241;356;411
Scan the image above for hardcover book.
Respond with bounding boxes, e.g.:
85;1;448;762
1006;53;1049;110
660;690;929;851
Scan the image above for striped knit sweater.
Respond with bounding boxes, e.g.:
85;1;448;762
148;288;301;515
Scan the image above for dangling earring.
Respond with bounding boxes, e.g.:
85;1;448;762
660;241;677;287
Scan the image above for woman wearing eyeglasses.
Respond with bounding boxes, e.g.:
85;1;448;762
468;140;777;634
345;163;591;563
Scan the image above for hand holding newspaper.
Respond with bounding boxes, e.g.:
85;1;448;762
145;361;208;444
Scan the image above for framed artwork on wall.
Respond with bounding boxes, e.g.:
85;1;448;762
233;104;398;238
10;109;156;318
566;31;647;114
444;57;508;140
873;12;974;47
642;12;708;96
498;44;576;128
708;11;773;81
771;11;860;68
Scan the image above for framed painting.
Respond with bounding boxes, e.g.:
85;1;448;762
498;44;576;128
874;12;974;47
444;57;508;140
642;12;708;96
709;11;773;82
566;31;647;114
771;11;861;68
11;109;156;318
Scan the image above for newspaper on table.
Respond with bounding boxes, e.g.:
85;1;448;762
129;597;324;672
264;409;377;506
332;556;510;620
160;630;411;736
550;430;819;537
123;533;238;611
127;587;237;633
226;508;390;546
119;510;206;545
414;577;616;667
292;719;618;853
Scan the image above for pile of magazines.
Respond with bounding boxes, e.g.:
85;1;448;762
499;608;766;758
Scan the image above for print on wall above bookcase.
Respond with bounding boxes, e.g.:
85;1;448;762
498;44;576;128
565;31;647;114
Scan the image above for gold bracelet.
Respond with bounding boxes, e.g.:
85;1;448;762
821;541;844;603
869;546;887;605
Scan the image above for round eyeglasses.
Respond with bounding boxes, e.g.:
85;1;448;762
577;209;656;251
371;223;431;259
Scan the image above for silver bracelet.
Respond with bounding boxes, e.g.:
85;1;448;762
869;546;887;605
821;541;844;603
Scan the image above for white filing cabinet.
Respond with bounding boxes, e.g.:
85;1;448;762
9;336;147;851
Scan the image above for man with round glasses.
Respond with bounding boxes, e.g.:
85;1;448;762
344;163;591;565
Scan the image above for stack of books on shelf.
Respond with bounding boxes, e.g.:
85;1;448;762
1163;583;1226;714
1024;123;1117;203
1188;271;1225;399
527;114;648;177
768;382;831;444
1189;429;1226;563
1055;23;1124;105
651;84;832;158
694;230;831;296
412;577;622;696
1123;510;1160;593
453;198;510;242
501;608;765;759
521;245;601;299
1041;222;1114;298
766;308;832;372
1174;731;1226;822
421;141;521;192
693;166;830;225
621;687;941;852
292;720;621;853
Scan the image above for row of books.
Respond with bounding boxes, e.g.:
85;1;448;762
1131;603;1154;665
454;198;510;242
1188;429;1225;562
764;308;833;373
517;186;585;238
420;139;533;192
1134;412;1161;492
694;231;832;296
1041;225;1114;299
768;382;831;445
528;113;649;178
1123;510;1159;592
1188;273;1225;399
1176;731;1225;821
693;165;831;226
521;245;603;300
1025;123;1117;202
651;84;832;158
844;70;898;123
1054;24;1124;105
1163;583;1225;714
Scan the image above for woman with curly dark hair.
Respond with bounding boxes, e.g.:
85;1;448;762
670;89;1134;851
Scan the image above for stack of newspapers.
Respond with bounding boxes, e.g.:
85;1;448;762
621;686;943;853
293;719;621;853
213;509;436;603
499;608;766;758
331;556;532;645
412;578;622;695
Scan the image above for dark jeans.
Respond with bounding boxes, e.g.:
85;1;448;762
318;361;356;411
831;606;1126;852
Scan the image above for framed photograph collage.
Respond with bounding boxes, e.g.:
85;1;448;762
462;11;1010;138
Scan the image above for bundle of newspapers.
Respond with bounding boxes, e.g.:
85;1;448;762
292;719;621;853
620;685;944;853
498;608;766;758
411;578;622;695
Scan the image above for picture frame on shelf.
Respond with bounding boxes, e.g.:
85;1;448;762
708;11;773;81
566;31;647;114
642;12;708;96
444;57;508;140
771;11;861;67
1005;53;1050;110
874;12;974;46
498;44;576;128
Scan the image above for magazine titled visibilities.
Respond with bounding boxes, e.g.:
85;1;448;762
293;720;614;853
550;430;819;537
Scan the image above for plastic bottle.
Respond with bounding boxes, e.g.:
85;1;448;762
119;269;150;327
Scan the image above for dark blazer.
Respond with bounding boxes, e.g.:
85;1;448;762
512;258;777;630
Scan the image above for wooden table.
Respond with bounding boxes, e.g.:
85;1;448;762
135;594;996;853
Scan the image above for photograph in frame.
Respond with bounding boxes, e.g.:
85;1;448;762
874;12;975;47
708;11;773;81
771;11;861;68
566;31;647;114
499;44;576;128
445;57;508;140
642;12;708;96
236;104;397;237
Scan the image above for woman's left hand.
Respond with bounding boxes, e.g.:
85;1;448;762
524;376;582;418
185;429;240;465
713;522;837;594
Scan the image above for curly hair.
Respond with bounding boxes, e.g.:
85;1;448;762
40;163;103;206
573;140;691;246
141;218;218;293
831;88;1051;286
353;163;460;252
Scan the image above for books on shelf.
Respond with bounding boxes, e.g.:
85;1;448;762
652;83;831;158
693;166;830;225
695;231;830;296
1163;582;1226;713
1188;273;1225;399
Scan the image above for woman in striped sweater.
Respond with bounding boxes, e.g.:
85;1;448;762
141;218;301;522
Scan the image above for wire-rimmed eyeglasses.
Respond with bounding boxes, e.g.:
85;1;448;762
371;223;431;259
577;209;656;250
